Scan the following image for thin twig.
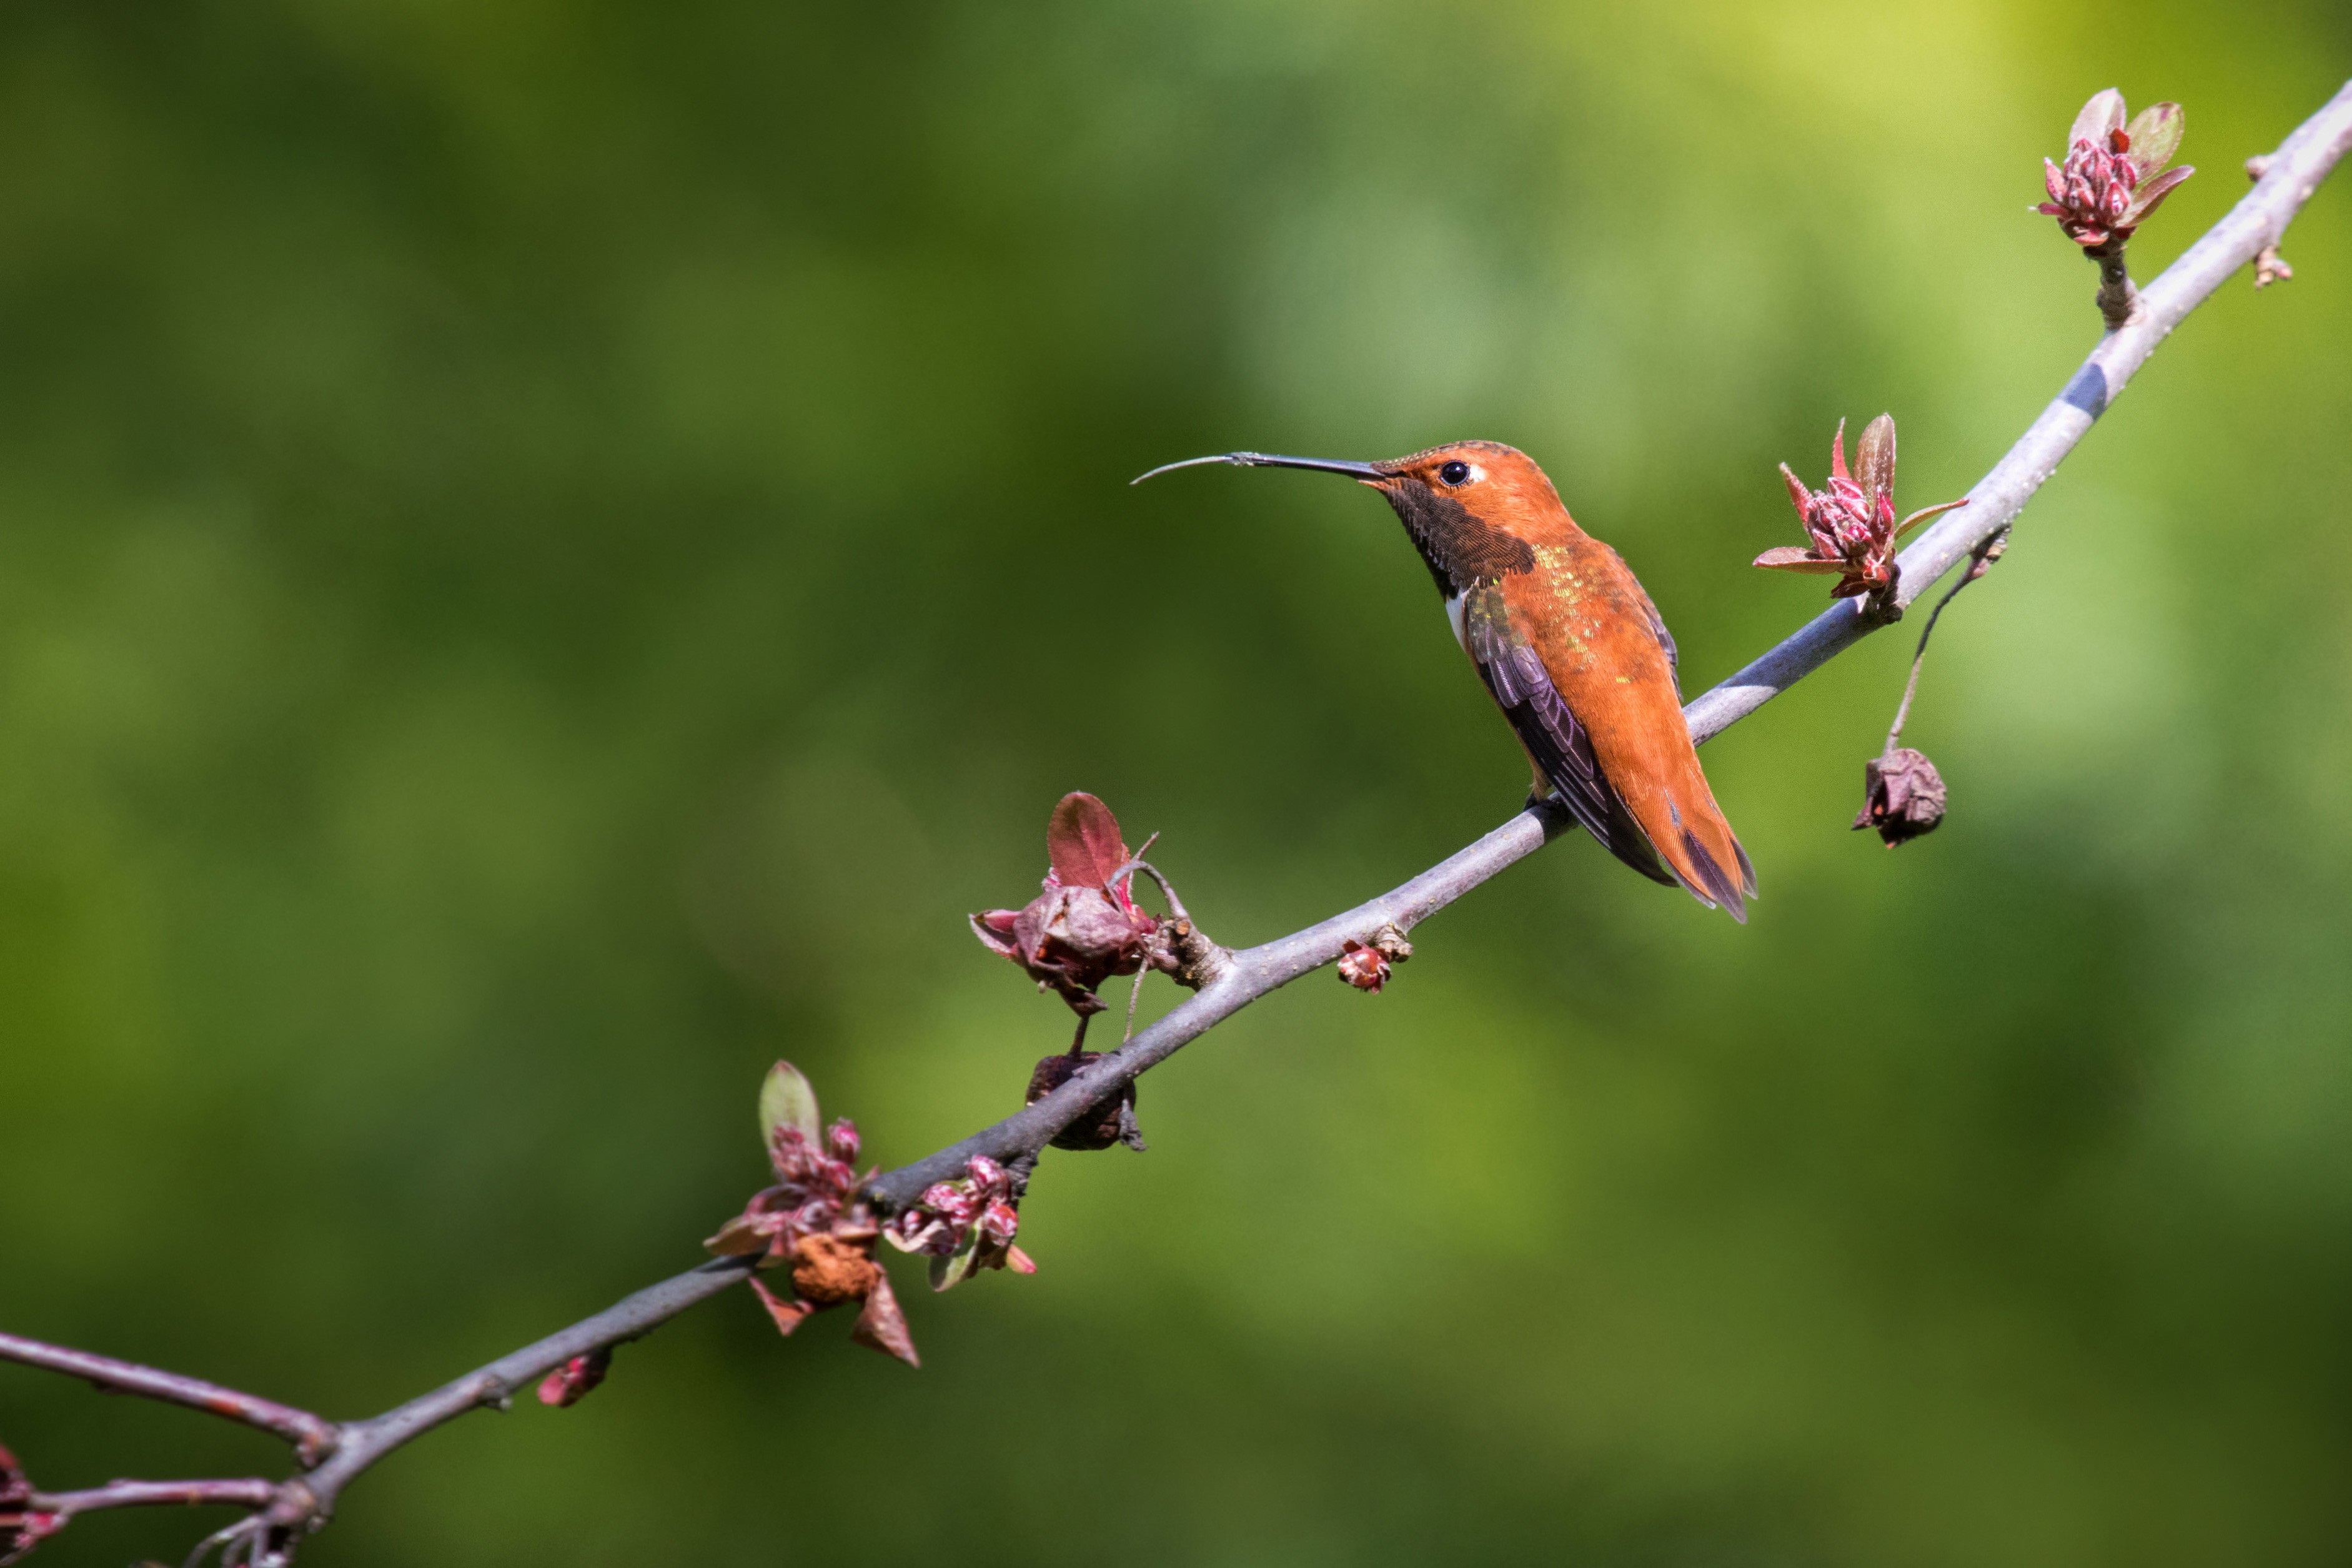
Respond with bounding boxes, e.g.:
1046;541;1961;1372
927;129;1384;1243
30;1479;280;1516
0;1333;338;1464
1882;528;2010;756
7;71;2351;1568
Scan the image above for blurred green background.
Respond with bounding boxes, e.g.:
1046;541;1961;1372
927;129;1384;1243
2;1;2349;1564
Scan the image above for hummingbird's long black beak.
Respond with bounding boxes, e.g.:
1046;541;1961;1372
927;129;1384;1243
1129;452;1389;486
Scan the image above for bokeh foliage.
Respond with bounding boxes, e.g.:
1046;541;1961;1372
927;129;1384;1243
2;1;2350;1563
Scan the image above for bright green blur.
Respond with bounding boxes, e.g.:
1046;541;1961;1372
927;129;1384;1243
3;2;2350;1564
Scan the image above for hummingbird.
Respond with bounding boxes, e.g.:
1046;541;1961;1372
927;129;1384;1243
1136;442;1754;921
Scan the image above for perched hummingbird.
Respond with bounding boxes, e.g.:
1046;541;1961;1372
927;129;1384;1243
1137;442;1754;920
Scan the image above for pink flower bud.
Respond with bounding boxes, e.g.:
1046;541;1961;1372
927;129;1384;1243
536;1349;613;1409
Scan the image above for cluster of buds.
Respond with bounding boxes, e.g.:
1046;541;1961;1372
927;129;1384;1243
1854;747;1948;847
703;1062;918;1367
1;1446;60;1566
2036;89;2192;249
971;793;1167;1016
1755;415;1967;604
1336;925;1413;994
884;1154;1036;1291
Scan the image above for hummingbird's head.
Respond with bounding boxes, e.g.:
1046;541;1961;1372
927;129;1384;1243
1133;440;1571;597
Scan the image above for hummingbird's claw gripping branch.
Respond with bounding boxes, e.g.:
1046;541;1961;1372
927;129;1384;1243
10;71;2352;1568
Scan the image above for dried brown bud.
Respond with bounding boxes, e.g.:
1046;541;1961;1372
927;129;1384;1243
1854;747;1947;846
1026;1049;1145;1151
788;1230;884;1305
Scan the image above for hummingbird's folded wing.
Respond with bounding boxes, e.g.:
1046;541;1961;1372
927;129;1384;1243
1459;583;1676;886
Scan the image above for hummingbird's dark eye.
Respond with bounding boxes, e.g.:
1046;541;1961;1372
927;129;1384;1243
1438;460;1471;486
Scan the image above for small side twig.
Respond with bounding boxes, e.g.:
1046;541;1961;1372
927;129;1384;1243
1882;527;2010;758
1126;860;1231;990
2085;237;2141;329
0;1334;338;1465
27;1480;279;1517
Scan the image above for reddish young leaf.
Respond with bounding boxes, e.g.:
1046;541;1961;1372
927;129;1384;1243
2125;101;2184;179
748;1276;817;1337
2125;164;2196;224
1894;497;1970;541
849;1272;921;1367
1046;791;1129;890
1853;415;1897;512
2070;87;2126;151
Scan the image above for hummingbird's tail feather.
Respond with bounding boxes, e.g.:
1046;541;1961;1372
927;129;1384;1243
1600;734;1752;921
1642;783;1752;923
1672;823;1750;924
1593;786;1680;888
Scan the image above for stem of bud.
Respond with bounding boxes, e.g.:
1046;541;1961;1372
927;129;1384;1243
2085;237;2141;330
1883;528;2010;757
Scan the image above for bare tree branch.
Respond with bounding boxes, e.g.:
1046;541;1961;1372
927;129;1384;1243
0;1334;337;1465
27;1479;280;1517
6;72;2350;1568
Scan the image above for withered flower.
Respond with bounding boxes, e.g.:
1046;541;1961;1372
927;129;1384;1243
2036;89;2193;249
0;1445;61;1566
1854;747;1947;846
971;793;1161;1016
883;1154;1037;1292
1026;1049;1144;1151
703;1061;918;1367
1755;415;1967;602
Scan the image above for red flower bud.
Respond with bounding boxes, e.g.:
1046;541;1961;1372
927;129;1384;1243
2033;90;2193;248
536;1349;612;1409
1755;415;1966;604
1337;924;1413;993
0;1444;62;1564
1337;941;1389;992
882;1154;1036;1289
